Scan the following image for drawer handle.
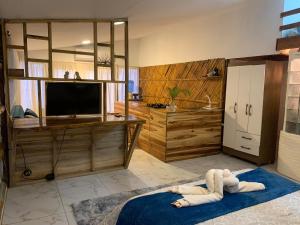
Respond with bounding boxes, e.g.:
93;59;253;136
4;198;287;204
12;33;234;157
240;146;251;150
242;136;252;140
245;104;248;115
234;102;237;114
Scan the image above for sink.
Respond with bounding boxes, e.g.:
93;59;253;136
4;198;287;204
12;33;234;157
202;106;217;110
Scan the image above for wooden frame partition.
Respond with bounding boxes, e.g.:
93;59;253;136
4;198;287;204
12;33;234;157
1;18;142;187
2;18;129;121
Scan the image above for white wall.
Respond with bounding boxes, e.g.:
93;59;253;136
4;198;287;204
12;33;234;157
137;0;284;67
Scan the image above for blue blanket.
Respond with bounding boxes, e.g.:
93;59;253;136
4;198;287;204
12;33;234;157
116;168;300;225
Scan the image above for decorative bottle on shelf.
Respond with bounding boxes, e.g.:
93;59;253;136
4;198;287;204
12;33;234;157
64;71;69;79
75;71;81;80
169;100;177;112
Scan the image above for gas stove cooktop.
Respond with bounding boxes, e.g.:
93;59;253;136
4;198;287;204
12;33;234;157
146;103;169;109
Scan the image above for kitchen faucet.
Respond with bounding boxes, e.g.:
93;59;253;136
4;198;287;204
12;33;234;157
205;94;212;109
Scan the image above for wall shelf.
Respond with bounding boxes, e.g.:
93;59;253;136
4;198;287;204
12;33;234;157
8;76;126;83
52;49;94;56
26;34;49;41
114;55;125;59
97;43;111;47
97;63;111;68
7;45;24;49
27;58;49;63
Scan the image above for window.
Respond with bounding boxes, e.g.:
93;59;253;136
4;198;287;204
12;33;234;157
117;67;139;102
284;0;300;12
282;0;300;37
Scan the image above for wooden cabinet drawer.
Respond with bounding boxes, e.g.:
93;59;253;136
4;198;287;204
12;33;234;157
236;131;260;156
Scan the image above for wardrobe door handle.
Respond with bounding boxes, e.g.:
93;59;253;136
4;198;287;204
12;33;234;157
234;102;237;114
240;146;251;150
245;104;248;115
242;136;252;140
248;105;252;116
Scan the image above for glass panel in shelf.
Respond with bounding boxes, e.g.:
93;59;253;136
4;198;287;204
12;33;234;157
291;58;300;72
28;62;49;78
117;83;125;103
6;23;24;46
9;79;39;113
98;67;111;81
27;23;48;37
28;39;49;60
115;58;125;82
286;121;300;135
289;71;300;84
287;97;299;110
108;84;120;114
286;109;300;123
52;53;94;80
7;48;24;71
98;46;111;67
114;22;125;56
97;23;110;45
52;23;93;51
288;84;300;96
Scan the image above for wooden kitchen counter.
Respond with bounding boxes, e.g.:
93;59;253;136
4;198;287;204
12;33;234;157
115;102;223;162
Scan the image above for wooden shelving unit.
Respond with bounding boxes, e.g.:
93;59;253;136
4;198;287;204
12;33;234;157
1;19;146;187
283;54;300;134
0;21;8;219
2;18;129;123
277;52;300;182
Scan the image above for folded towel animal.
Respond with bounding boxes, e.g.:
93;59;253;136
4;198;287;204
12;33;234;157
170;169;265;208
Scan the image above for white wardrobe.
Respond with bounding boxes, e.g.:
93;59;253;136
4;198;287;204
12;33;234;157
223;57;287;165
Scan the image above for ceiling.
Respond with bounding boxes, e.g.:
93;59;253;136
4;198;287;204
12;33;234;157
0;0;247;39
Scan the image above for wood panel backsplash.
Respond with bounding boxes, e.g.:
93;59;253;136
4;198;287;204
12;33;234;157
139;58;226;109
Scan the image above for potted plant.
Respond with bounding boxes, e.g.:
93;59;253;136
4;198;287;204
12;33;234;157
168;86;190;112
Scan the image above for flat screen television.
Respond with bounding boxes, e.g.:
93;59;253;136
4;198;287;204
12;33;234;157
46;82;101;116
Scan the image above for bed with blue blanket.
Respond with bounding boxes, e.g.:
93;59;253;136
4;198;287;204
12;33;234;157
109;168;300;225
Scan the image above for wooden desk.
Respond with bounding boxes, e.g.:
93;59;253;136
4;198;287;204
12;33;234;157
9;115;144;186
12;115;144;129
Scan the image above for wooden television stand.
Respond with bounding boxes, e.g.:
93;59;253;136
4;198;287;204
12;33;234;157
9;115;144;186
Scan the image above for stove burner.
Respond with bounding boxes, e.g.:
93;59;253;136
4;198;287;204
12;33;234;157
146;103;168;109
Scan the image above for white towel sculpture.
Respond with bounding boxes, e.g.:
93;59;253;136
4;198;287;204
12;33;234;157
170;169;265;208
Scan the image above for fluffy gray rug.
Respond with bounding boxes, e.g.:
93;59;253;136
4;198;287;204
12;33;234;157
72;177;201;225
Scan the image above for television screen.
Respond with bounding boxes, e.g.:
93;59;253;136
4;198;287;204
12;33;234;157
46;82;101;116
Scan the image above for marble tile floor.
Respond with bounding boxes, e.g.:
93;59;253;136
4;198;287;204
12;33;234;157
3;149;263;225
